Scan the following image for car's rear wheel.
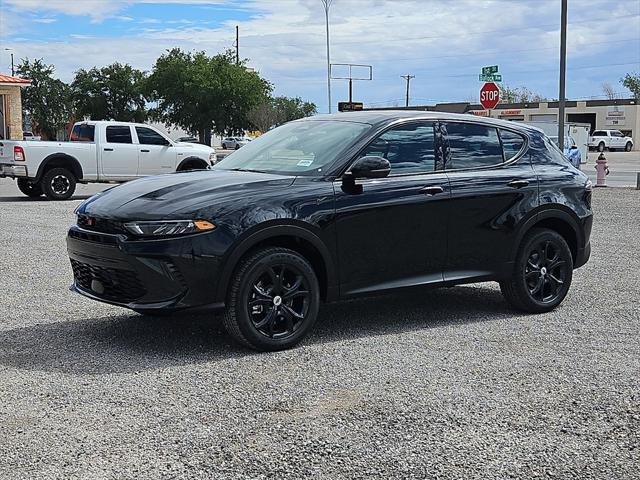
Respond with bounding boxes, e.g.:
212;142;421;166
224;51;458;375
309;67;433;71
17;178;43;198
41;168;76;200
235;144;240;150
223;247;320;351
625;142;632;152
597;142;605;152
500;228;573;313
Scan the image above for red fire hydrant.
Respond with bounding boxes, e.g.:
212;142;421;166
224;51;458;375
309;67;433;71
594;152;609;187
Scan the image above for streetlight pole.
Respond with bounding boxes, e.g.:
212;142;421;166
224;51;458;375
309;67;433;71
321;0;333;113
558;0;567;151
3;48;14;76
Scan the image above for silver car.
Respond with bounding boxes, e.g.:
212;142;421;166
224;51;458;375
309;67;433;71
221;137;251;150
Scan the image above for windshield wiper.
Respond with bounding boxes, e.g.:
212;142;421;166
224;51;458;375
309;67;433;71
229;168;266;173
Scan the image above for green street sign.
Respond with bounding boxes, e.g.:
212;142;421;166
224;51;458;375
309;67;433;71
479;73;502;82
482;65;499;75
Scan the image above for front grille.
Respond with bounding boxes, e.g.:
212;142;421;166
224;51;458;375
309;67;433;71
77;215;124;234
68;228;118;245
71;259;146;302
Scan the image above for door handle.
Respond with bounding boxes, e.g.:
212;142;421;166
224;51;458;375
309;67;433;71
507;180;529;189
419;185;444;196
103;148;113;151
140;149;150;153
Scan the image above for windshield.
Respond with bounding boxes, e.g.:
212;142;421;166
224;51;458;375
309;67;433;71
214;120;370;176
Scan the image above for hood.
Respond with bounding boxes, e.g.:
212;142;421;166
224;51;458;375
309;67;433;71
78;170;295;220
177;142;213;151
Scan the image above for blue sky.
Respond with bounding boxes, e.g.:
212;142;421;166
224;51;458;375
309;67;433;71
1;0;639;112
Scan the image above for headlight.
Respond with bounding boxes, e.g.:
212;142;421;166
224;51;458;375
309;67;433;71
123;220;216;237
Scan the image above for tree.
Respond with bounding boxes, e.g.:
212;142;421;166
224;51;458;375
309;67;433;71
16;59;71;140
498;84;546;103
71;63;148;122
601;83;617;100
620;73;640;100
249;96;317;132
146;49;272;144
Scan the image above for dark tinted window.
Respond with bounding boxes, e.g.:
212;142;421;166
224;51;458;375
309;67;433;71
499;129;525;160
592;131;606;137
363;122;436;175
106;126;132;144
443;122;503;169
70;124;95;142
136;127;169;145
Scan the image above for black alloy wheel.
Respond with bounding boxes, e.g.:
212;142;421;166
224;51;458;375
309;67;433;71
524;239;569;303
500;228;573;313
224;247;320;351
17;178;43;198
42;167;76;200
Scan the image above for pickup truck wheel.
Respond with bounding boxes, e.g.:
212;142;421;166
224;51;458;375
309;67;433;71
17;179;43;198
42;168;76;200
625;142;633;152
597;142;605;152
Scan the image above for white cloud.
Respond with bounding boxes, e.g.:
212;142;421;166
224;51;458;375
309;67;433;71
32;18;58;24
2;0;638;109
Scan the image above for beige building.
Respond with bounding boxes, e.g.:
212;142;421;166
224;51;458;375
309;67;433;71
0;73;31;140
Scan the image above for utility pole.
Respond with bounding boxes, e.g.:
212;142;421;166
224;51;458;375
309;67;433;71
10;53;14;76
401;74;415;107
321;0;333;113
235;25;239;64
558;0;567;151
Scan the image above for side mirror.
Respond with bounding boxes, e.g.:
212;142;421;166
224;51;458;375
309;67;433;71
346;156;391;180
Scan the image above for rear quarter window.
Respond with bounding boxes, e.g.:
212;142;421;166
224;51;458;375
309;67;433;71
70;124;95;142
499;129;526;161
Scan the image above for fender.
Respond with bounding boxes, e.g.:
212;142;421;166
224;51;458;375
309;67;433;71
34;153;84;182
510;205;584;262
177;156;208;171
215;222;337;301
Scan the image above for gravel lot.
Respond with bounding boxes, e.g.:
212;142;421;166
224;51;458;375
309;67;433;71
0;178;638;479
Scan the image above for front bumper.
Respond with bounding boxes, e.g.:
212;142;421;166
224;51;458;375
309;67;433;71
0;163;28;178
66;226;226;313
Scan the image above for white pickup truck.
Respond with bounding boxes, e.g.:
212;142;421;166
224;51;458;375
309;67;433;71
588;129;634;152
0;120;216;200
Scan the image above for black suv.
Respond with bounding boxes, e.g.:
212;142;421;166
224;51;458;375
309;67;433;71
68;112;592;351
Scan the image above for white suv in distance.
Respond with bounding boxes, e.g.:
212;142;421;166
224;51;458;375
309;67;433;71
221;137;251;150
588;130;633;152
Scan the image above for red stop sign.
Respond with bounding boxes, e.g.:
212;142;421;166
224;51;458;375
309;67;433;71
480;82;500;109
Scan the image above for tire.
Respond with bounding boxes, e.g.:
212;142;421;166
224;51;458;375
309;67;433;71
17;178;43;198
41;167;76;200
235;144;240;150
625;142;632;152
223;247;320;351
222;143;228;149
500;228;573;313
597;142;605;152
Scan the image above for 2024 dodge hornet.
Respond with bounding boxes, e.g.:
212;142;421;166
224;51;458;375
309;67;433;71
68;111;592;351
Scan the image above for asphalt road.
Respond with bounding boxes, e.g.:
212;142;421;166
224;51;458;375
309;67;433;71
0;179;638;479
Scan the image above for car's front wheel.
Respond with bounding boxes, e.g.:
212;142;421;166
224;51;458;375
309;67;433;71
223;247;320;351
625;142;633;152
500;228;573;313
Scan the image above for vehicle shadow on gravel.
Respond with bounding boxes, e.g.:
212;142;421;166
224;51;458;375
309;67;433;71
0;285;522;375
0;195;94;202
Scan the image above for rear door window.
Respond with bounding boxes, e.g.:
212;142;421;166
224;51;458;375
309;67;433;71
499;129;526;161
442;122;503;169
70;124;95;142
592;131;606;137
106;126;133;144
